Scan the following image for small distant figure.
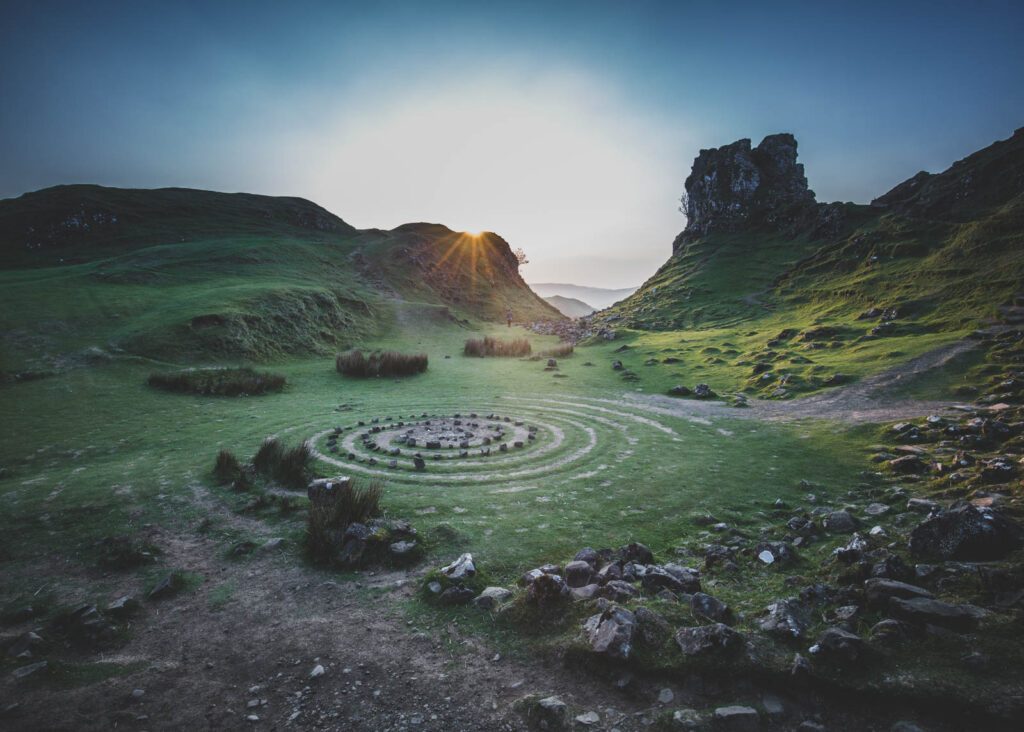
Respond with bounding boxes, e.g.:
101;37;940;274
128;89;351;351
506;308;513;328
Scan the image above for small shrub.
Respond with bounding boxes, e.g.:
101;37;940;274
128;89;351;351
540;344;574;359
212;449;242;484
147;367;286;396
336;350;428;377
306;479;384;561
463;336;532;357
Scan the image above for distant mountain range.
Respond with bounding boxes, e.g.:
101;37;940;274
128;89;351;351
529;282;638;310
543;295;596;319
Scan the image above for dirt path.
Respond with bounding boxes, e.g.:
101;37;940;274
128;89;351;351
630;336;984;425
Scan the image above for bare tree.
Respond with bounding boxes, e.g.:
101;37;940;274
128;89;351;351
513;247;529;267
678;190;690;217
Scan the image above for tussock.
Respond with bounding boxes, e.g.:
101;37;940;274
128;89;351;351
464;336;532;358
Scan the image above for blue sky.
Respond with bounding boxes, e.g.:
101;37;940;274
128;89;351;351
2;0;1022;287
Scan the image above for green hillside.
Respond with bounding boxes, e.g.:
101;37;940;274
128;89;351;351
591;128;1024;399
0;185;560;373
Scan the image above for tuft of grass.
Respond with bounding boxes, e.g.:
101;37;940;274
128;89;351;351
249;437;311;489
147;367;285;396
212;449;242;484
464;336;532;357
252;437;284;475
336;349;428;377
306;478;384;561
539;343;574;359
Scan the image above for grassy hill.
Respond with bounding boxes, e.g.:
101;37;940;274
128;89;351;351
543;294;595;318
591;127;1024;399
0;185;561;372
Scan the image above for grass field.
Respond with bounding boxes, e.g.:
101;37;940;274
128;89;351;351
0;316;868;609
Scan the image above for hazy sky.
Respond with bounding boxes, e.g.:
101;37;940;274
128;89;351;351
2;1;1022;287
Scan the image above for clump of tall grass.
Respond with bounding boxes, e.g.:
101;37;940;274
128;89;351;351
306;479;384;561
463;336;532;358
335;350;428;377
147;367;285;396
539;344;574;359
212;449;242;484
251;437;312;489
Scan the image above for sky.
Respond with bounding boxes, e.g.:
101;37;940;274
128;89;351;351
1;1;1022;288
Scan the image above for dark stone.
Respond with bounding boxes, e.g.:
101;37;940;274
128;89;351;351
619;542;654;564
758;599;810;639
634;606;671;647
909;502;1023;560
889;597;985;632
573;547;602;567
690;592;734;625
889;455;927;474
438;586;475;606
674;623;745;658
564;560;593;588
864;578;933;608
525;573;570;608
600;580;639;603
810;627;864;665
583;605;636;660
823;510;859;533
869;618;916;645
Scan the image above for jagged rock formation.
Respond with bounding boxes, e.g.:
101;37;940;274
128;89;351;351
677;133;841;249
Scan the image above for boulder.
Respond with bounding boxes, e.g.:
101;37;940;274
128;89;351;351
600;580;639;603
754;541;796;565
712;705;760;731
690;592;734;625
570;584;601;602
889;597;985;632
634;606;672;647
675;623;745;658
438;586;475;606
909;503;1023;560
809;627;864;665
440;553;476;580
563;560;593;588
473;586;513;610
758;599;810;639
527;696;570;731
526;573;570;608
619;542;654;564
584;606;636;660
863;578;933;608
823;510;859;533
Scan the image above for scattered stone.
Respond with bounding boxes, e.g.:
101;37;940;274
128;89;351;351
439;586;476;606
690;592;734;625
823;510;859;533
759;599;810;639
671;709;706;730
909;502;1023;560
440;553;476;580
564;560;593;588
310;664;325;678
889;597;985;632
526;573;570;608
574;710;600;727
105;595;140;619
527;696;570;730
864;578;933;607
584;605;636;660
473;586;513;610
712;705;760;731
11;660;47;680
809;627;864;664
675;623;745;658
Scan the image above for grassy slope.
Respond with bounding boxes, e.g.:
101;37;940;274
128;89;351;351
596;131;1024;399
0;186;560;371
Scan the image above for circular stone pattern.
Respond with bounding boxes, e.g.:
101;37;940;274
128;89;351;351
306;397;681;489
